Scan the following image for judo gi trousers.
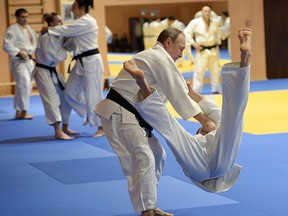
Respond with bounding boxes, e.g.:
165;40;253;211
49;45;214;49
134;63;249;191
64;56;103;127
98;99;166;212
10;58;34;111
193;48;221;93
34;67;71;125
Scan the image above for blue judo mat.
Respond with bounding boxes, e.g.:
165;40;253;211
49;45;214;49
1;77;288;215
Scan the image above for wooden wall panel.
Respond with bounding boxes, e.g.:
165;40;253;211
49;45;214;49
264;0;288;79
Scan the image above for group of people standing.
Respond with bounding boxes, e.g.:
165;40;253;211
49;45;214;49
3;3;250;216
142;6;230;94
3;0;105;140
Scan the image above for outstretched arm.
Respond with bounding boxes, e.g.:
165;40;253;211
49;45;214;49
123;60;216;133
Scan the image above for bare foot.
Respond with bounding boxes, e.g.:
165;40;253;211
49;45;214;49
63;128;80;136
15;110;33;120
123;59;145;81
22;113;33;120
238;28;252;67
238;28;252;54
141;210;155;216
124;59;152;99
55;131;74;140
154;208;174;216
15;110;21;118
92;127;105;138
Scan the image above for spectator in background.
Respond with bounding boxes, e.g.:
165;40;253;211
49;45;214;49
3;8;37;120
220;11;231;55
119;33;131;52
110;33;120;52
194;6;222;23
134;19;144;51
184;5;222;94
142;18;164;49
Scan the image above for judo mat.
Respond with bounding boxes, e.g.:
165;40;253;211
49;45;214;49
1;50;288;216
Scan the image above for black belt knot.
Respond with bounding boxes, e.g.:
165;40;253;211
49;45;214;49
68;48;99;73
106;88;153;137
36;62;65;91
200;44;218;52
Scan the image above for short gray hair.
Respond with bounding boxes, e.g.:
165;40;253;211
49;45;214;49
157;27;184;44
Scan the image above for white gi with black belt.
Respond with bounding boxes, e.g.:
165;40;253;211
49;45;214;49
95;42;201;212
33;32;71;125
3;23;37;111
184;17;222;93
48;13;104;127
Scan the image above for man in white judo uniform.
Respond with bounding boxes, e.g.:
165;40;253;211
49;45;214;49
33;12;78;140
3;8;37;119
123;27;252;193
184;5;222;93
95;27;217;216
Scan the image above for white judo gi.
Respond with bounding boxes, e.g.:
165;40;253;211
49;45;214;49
3;23;37;111
48;13;104;127
133;62;250;192
33;33;71;125
95;42;201;212
184;17;222;93
142;20;164;50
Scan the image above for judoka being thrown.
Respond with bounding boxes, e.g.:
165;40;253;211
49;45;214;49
123;27;252;193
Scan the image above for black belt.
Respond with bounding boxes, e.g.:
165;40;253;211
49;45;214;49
36;62;65;91
16;54;36;62
68;48;99;73
200;44;218;52
106;88;153;137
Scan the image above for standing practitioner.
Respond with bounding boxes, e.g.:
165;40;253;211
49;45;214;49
3;8;37;119
184;5;222;93
95;27;216;216
43;0;104;137
34;13;78;140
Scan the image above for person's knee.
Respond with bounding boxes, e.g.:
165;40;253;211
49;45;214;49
134;146;155;172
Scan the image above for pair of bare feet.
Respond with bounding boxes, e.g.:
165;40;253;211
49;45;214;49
15;110;33;120
54;122;79;140
55;126;104;140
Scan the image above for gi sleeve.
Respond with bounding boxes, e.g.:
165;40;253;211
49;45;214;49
184;19;197;46
3;28;20;57
198;98;221;123
48;17;96;37
139;45;201;120
43;35;67;63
